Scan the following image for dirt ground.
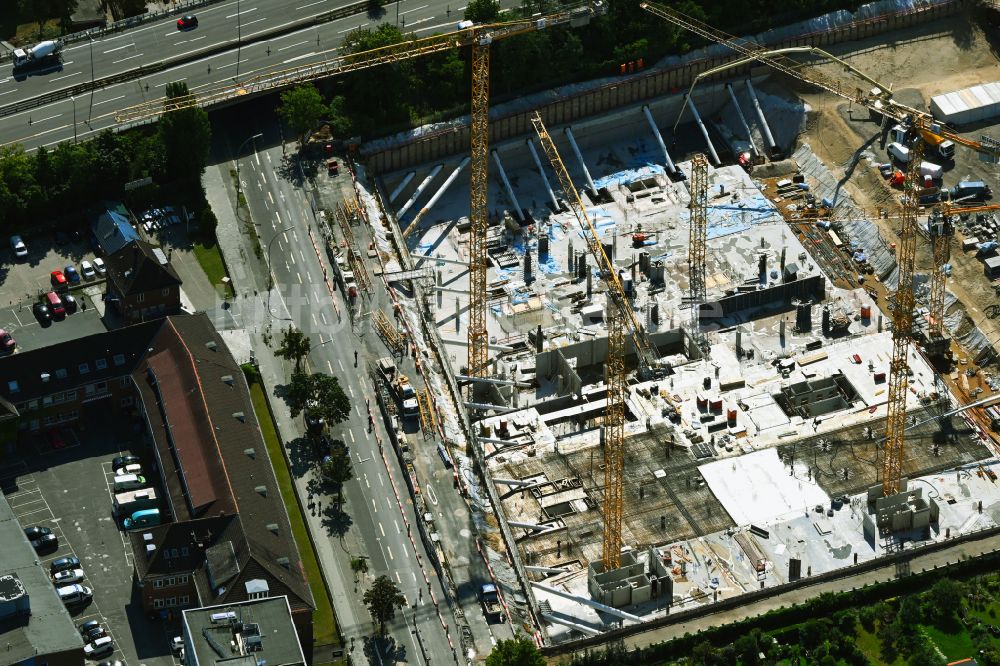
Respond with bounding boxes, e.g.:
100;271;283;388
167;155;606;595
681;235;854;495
757;8;1000;403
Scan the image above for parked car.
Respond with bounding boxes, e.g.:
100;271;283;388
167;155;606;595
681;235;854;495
81;260;96;280
93;257;106;275
171;636;184;656
53;568;85;584
32;302;51;326
48;429;66;449
50;270;67;287
10;235;27;259
113;463;142;477
84;625;107;642
51;555;81;573
0;329;14;352
78;620;101;636
62;293;78;313
177;14;198;29
64;265;80;284
24;526;57;551
84;636;113;658
111;454;140;470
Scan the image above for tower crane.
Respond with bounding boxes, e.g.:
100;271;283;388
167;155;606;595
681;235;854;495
531;111;663;569
639;1;1000;497
111;5;606;387
689;153;709;344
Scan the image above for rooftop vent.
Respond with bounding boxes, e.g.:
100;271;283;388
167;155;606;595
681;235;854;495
266;523;279;535
221;375;234;386
244;448;256;459
40;372;50;383
255;485;267;497
210;611;237;624
205;341;218;351
233;412;245;423
276;557;290;569
152;247;169;266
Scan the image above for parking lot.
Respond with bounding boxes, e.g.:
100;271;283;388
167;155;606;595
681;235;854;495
1;232;111;353
0;416;179;665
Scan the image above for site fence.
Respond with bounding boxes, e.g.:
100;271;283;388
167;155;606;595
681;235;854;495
362;0;967;173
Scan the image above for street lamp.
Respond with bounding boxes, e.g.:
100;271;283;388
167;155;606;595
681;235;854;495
235;132;263;208
267;224;296;317
70;95;77;143
235;0;243;82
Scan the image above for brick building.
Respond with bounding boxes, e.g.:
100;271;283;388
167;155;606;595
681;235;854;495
105;239;182;323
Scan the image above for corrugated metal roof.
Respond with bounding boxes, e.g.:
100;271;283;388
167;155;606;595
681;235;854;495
931;81;1000;122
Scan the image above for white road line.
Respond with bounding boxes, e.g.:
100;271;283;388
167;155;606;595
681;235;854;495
225;7;258;18
338;358;345;371
93;95;126;106
299;250;307;264
386;497;393;510
338;24;364;34
275;211;282;225
283;231;288;243
103;42;135;53
296;0;326;8
216;58;250;69
266;152;272;163
414;19;457;34
34;114;62;123
381;474;386;488
311;313;318;326
356;404;363;417
386;546;394;561
320;310;328;325
365;474;371;489
50;71;82;82
400;3;429;14
297;271;302;284
242;17;267;27
395;519;401;533
268;191;275;205
395;571;402;584
412;571;417;582
371;498;378;513
405;17;432;27
0;89;15;95
283;52;315;64
348;385;355;397
327;360;333;373
278;40;309;52
349;430;355;443
112;53;144;64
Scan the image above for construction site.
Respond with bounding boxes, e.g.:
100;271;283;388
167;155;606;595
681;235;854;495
347;0;1000;646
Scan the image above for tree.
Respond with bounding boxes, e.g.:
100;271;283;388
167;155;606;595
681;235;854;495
363;575;406;634
327;96;355;139
278;84;327;145
321;440;353;508
286;371;351;424
275;325;312;372
158;82;211;184
17;0;77;39
485;634;545;666
925;578;964;626
464;0;499;22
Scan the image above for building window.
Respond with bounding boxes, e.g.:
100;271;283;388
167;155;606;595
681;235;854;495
179;595;189;605
95;381;108;393
154;580;164;588
179;574;189;583
61;411;78;422
7;380;19;394
181;548;189;558
29;419;38;431
27;400;37;410
167;578;175;587
65;390;76;401
85;384;95;396
137;293;145;303
120;377;131;388
171;548;179;558
153;599;164;608
55;368;67;379
78;363;90;375
96;359;108;370
113;354;126;366
42;396;53;406
161;288;170;296
121;397;134;408
43;415;56;426
166;597;176;607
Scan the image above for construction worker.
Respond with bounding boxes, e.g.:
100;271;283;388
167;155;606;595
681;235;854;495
354;350;358;367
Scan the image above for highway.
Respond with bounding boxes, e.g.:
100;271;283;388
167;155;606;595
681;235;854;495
0;0;514;150
1;0;344;107
218;114;463;664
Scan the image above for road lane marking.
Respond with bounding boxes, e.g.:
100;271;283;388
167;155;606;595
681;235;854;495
348;385;355;397
327;360;333;373
296;0;326;8
381;474;386;488
275;211;282;225
371;498;377;513
395;571;401;584
395;519;401;533
225;7;258;18
216;58;250;69
289;252;296;265
349;430;355;443
338;358;345;371
414;20;457;34
278;40;309;52
299;250;307;264
320;310;327;325
93;95;126;106
356;405;362;417
267;191;274;204
50;72;82;82
380;523;385;537
283;231;288;243
283;52;315;64
386;546;394;561
338;24;365;34
242;17;267;27
297;271;302;284
34;114;62;123
103;43;135;53
400;3;429;14
311;313;318;326
112;53;144;64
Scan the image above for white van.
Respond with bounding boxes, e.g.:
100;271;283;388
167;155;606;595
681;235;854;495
920;161;943;180
113;474;147;492
56;583;93;604
888;142;911;164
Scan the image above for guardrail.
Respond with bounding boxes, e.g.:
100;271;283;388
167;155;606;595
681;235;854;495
0;0;222;63
0;0;369;120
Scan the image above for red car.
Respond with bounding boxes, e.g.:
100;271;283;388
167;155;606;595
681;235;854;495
177;14;198;30
48;429;66;449
0;329;14;352
50;270;67;287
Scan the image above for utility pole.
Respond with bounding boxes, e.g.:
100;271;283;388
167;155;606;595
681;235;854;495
235;0;243;83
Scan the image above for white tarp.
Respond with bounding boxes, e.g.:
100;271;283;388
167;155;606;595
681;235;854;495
698;448;831;526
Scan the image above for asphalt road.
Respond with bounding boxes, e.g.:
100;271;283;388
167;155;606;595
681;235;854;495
227;119;460;664
0;0;516;151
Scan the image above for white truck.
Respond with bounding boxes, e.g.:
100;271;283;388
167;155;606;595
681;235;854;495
889;123;955;161
13;40;62;71
378;357;419;418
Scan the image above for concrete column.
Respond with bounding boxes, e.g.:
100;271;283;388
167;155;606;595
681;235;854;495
491;150;524;222
455;297;461;332
564;127;597;195
684;94;721;166
396;164;444;220
745;79;778;153
527;138;560;211
642;105;677;174
437;270;443;308
388;171;417;204
410;157;471;228
725;83;760;158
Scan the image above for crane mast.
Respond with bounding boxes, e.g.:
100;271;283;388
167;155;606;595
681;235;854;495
883;140;924;496
689;153;709;343
531;112;639;568
468;38;491;383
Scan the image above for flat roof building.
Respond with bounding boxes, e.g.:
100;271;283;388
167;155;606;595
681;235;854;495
0;492;82;666
181;596;305;666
